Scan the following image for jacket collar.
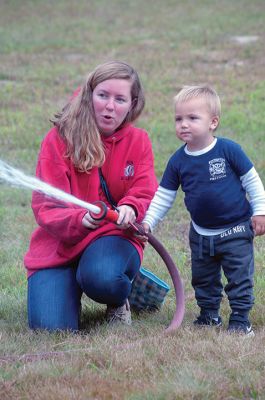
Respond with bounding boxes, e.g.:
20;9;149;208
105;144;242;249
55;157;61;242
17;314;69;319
100;123;132;144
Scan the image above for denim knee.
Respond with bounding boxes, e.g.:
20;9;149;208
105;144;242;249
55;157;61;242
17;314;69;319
77;267;131;306
76;236;140;307
28;266;81;331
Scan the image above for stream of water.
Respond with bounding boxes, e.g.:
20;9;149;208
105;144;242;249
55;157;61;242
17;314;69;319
0;159;100;214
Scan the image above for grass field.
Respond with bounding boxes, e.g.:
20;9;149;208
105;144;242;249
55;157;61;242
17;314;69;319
1;0;265;399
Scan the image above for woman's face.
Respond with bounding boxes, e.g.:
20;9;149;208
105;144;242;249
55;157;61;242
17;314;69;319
92;78;132;136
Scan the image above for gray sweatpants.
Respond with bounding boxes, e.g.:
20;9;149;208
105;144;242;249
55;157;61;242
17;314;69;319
189;220;254;319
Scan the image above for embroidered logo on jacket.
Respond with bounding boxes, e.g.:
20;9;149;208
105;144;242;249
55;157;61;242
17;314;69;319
209;158;226;180
122;161;134;180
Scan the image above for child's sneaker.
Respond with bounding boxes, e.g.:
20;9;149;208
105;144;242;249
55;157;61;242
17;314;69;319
193;315;222;327
227;320;254;337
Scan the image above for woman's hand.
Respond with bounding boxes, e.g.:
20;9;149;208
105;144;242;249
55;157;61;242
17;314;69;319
82;212;102;230
116;205;136;229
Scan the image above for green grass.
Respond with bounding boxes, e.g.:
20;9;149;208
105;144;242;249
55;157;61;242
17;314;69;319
1;0;265;399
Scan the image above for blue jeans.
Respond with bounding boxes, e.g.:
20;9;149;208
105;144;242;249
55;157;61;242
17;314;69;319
27;236;140;331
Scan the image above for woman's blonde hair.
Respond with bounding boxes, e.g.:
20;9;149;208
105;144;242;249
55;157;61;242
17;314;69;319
174;85;221;117
52;61;145;172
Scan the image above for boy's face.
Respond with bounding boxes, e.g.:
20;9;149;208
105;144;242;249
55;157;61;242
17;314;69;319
175;97;219;151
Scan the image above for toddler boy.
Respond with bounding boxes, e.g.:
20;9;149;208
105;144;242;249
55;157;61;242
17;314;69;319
143;85;265;336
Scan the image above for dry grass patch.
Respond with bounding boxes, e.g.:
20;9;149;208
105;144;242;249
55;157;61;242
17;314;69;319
2;327;265;399
1;1;265;399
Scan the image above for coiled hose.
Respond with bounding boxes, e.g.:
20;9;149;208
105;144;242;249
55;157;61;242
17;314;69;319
91;202;185;332
132;222;185;333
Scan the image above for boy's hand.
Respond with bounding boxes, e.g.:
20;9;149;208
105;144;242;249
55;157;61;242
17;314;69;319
133;222;151;242
252;215;265;236
141;222;151;234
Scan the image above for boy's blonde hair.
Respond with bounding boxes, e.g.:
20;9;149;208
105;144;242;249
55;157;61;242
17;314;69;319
174;85;221;117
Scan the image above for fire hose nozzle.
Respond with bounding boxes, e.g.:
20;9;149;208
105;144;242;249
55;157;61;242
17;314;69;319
89;201;119;223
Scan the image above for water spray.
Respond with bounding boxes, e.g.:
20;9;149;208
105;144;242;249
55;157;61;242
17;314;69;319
0;160;101;214
0;159;185;332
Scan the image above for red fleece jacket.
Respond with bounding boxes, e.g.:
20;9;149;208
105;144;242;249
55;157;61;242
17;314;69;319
24;124;157;276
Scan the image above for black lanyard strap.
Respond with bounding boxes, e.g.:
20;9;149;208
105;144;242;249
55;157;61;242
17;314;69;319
98;168;118;211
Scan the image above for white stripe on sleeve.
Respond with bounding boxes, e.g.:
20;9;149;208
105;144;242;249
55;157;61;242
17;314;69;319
142;186;177;231
240;167;265;215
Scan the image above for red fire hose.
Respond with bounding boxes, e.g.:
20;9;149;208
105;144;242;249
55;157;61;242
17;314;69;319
90;202;185;333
